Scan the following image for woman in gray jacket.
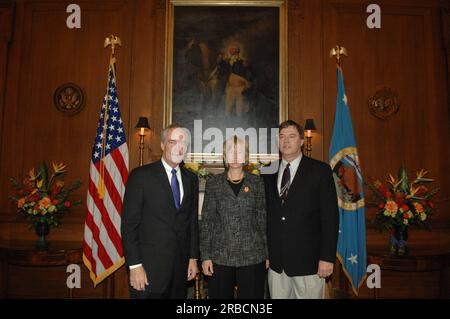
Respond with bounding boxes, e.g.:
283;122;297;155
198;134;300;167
200;135;268;299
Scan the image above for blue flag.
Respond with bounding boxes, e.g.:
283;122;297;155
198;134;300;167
329;66;367;295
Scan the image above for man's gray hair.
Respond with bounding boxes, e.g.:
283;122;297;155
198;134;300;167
160;124;191;147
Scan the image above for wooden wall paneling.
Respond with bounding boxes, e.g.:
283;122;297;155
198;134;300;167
323;1;450;230
287;0;325;160
1;0;450;299
0;0;26;241
0;2;14;159
150;0;167;162
441;7;450;108
127;0;165;168
0;0;134;239
323;0;450;298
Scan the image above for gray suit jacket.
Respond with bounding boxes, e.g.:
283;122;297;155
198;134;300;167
200;172;267;267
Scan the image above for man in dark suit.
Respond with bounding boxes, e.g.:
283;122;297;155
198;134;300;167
263;120;339;299
121;124;199;299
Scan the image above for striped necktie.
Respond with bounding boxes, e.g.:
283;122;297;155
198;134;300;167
280;163;290;203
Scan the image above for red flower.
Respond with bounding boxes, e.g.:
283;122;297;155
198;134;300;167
377;184;388;194
52;199;59;205
385;191;392;199
429;201;435;209
64;201;71;208
401;204;409;212
403;213;410;219
378;203;385;209
52;185;61;196
394;193;405;205
17;190;24;196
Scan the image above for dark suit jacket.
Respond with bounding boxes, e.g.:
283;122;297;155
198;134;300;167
263;156;339;276
200;172;267;267
121;160;199;294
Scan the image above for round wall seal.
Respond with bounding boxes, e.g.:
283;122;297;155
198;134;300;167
53;83;85;116
368;86;400;120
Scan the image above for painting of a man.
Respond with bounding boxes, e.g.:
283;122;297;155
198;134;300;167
171;5;280;149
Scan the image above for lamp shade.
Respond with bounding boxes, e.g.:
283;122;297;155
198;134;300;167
304;119;316;131
135;116;150;130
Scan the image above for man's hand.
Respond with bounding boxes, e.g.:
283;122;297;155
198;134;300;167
202;260;214;276
317;260;334;279
130;266;149;291
266;259;270;270
187;259;198;281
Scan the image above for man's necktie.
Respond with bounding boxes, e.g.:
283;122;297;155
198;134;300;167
280;163;290;203
171;168;181;211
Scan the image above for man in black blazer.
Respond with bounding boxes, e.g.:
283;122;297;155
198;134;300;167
263;120;339;299
121;124;199;298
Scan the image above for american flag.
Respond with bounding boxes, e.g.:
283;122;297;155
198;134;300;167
83;59;128;286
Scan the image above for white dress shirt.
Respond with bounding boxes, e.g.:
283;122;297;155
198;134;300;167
277;153;303;194
129;158;184;270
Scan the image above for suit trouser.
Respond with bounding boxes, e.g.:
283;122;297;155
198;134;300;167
129;254;188;299
207;262;266;299
268;269;325;299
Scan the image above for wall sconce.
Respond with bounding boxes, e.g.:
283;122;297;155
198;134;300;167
304;119;316;157
135;117;151;166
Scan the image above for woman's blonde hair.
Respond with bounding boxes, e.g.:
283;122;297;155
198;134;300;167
222;135;249;168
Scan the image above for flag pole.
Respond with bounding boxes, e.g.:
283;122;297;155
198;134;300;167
98;35;122;199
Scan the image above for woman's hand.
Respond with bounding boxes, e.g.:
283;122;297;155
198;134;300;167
202;260;214;276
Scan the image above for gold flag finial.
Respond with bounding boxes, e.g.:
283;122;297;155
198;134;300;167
104;35;122;56
330;45;348;65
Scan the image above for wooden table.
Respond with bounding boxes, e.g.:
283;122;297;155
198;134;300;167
367;247;450;298
0;240;83;298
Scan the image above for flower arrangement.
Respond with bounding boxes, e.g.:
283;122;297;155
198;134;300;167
368;166;439;232
9;162;82;229
183;162;213;179
183;161;271;178
243;161;271;176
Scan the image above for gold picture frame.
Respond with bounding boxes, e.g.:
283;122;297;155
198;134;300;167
164;0;288;163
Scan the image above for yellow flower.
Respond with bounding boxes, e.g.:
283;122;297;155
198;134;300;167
52;162;67;174
38;197;51;209
28;168;36;181
420;213;427;221
36;179;43;189
403;219;409;225
251;169;260;175
184;163;199;172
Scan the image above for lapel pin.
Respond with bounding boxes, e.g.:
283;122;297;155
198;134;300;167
244;186;249;193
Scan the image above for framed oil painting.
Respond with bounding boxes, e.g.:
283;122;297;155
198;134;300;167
164;0;288;162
